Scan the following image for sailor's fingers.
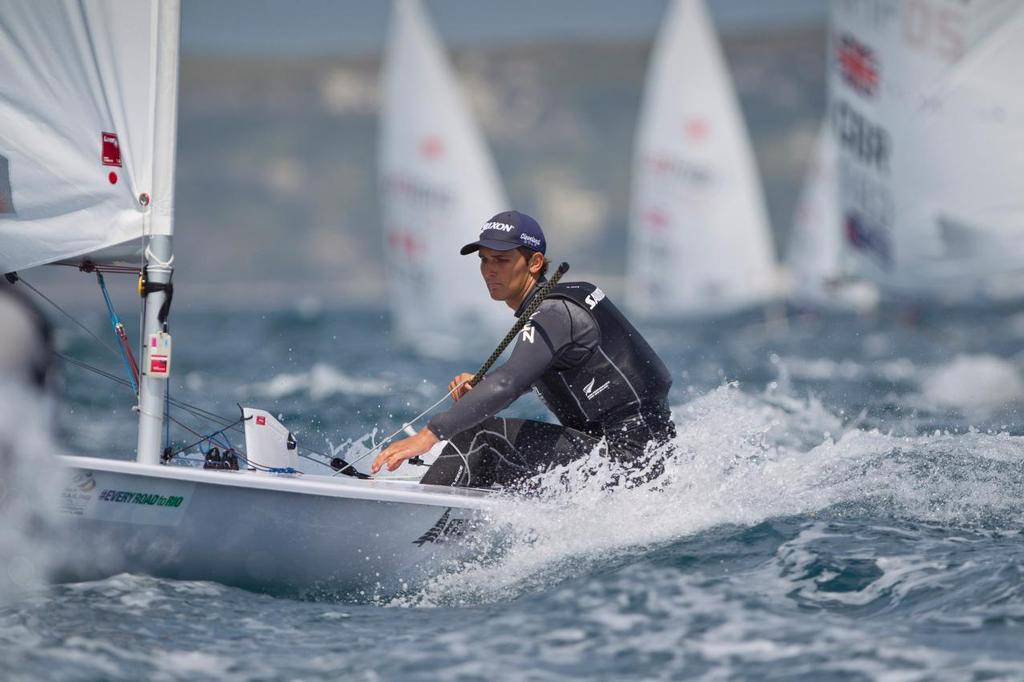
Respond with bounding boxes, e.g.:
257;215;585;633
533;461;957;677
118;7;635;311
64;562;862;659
373;448;400;474
450;373;475;401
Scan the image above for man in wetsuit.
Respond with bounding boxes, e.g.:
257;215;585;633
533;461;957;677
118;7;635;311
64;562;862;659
371;210;675;488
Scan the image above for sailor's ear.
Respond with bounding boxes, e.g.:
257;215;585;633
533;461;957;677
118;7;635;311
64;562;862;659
528;251;545;275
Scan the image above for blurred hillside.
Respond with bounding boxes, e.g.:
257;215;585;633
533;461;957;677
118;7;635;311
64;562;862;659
169;27;824;307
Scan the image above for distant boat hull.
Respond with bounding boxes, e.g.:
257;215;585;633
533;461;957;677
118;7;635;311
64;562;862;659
54;455;499;598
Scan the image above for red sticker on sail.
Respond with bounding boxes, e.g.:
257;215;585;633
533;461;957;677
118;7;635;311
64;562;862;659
101;132;122;167
419;136;444;160
256;416;266;426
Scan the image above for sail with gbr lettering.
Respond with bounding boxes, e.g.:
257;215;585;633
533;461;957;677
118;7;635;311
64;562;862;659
626;0;779;318
830;0;1024;299
379;0;510;354
0;1;177;273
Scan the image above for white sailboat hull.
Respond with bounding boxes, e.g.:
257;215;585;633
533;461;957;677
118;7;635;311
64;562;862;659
55;455;499;598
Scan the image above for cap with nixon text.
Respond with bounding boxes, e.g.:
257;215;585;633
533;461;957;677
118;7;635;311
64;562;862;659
460;210;546;255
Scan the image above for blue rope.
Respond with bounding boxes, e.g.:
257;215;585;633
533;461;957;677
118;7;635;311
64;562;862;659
96;272;139;394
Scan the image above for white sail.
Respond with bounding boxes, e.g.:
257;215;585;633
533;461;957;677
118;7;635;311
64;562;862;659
785;124;879;311
378;0;510;354
626;0;779;318
830;0;1024;298
0;1;176;273
787;124;842;299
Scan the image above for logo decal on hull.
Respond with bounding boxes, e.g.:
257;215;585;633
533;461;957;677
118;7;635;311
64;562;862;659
413;507;469;546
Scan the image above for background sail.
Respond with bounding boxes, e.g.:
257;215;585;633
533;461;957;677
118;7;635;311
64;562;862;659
0;1;174;273
378;0;510;355
626;0;779;318
830;0;1023;299
786;123;841;301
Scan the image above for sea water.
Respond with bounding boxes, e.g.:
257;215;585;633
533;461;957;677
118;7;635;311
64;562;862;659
2;302;1024;680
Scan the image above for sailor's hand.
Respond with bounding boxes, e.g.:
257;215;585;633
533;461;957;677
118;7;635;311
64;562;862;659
449;373;475;401
371;427;440;474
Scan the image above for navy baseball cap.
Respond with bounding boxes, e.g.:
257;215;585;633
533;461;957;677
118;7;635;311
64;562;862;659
460;210;547;255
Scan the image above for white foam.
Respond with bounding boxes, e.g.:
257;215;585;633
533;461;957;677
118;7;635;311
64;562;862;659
398;384;1024;607
242;363;390;401
921;354;1024;411
775;355;917;383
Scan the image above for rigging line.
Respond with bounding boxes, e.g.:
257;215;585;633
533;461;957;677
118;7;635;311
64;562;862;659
96;272;140;394
163;417;284;474
330;381;464;477
55;351;242;433
16;277;120;357
329;263;569;478
55;352;133;388
169;399;237;428
53;263;141;274
165;415;244;458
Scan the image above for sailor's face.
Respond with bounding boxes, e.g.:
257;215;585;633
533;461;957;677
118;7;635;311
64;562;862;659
478;247;530;302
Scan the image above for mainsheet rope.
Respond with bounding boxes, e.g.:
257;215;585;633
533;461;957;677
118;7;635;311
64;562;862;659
331;262;570;477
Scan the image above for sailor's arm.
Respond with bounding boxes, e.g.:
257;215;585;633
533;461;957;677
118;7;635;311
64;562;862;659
424;319;558;440
371;319;557;474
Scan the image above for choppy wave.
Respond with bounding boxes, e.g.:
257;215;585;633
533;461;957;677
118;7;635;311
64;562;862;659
402;384;1024;607
921;354;1024;411
240;362;390;400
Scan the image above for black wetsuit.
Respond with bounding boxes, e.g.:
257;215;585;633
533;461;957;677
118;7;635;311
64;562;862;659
422;280;674;489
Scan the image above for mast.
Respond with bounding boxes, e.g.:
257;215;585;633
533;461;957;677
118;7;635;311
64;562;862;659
136;0;181;465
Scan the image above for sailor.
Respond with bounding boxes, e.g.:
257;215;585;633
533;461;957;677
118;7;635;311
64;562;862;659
372;210;675;488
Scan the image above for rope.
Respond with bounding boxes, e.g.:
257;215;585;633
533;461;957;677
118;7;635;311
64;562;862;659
330;383;465;477
332;262;570;478
54;262;141;275
96;272;140;393
470;262;569;385
165;416;245;460
57;351;342;475
143;246;174;270
15;276;120;357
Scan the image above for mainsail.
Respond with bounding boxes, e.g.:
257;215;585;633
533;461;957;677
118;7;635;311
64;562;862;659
0;1;177;273
378;0;510;354
626;0;779;318
830;0;1024;298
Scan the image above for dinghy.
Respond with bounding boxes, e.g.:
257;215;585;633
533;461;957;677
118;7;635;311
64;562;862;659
785;124;878;313
0;0;499;598
626;0;782;319
378;0;510;357
830;0;1024;301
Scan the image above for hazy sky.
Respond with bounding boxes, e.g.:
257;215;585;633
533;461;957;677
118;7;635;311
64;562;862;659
182;0;827;56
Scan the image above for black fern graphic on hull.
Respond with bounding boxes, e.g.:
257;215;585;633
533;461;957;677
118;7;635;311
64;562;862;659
413;507;469;546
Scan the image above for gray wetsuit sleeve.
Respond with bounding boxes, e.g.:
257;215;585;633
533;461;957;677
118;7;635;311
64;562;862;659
425;299;598;439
